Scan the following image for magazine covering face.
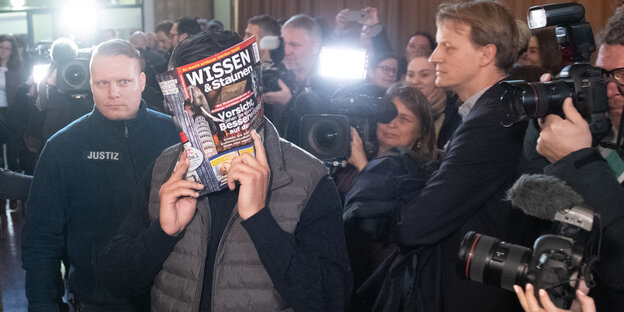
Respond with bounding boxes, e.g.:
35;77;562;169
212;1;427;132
158;36;264;194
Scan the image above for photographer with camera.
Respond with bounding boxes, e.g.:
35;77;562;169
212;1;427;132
333;7;393;55
522;9;624;310
36;38;94;142
262;14;327;145
342;83;439;309
243;15;281;66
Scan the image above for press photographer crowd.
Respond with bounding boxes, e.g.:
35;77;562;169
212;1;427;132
1;0;624;311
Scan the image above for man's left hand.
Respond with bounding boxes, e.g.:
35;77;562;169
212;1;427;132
537;98;592;163
227;129;270;220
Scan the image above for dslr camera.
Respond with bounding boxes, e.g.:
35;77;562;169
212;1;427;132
258;36;296;93
457;204;600;309
499;3;610;141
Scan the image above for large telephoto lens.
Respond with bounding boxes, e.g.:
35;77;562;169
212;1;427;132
457;232;533;291
306;117;349;158
501;80;574;121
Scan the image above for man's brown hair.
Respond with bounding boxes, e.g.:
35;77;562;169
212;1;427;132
436;0;519;72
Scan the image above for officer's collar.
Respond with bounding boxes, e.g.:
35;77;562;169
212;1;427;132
92;100;148;128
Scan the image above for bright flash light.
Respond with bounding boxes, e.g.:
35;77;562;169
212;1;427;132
33;64;49;84
528;8;547;29
318;48;367;80
10;0;25;8
61;2;97;36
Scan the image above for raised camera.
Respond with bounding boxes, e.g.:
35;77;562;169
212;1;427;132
458;204;598;309
499;3;610;142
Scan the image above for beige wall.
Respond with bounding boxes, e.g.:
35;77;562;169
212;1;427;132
153;0;212;25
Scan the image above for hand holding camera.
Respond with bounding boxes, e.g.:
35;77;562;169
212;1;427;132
359;8;379;27
514;283;595;312
263;79;292;107
335;8;375;29
348;127;367;171
537;98;592;163
499;3;610;143
457;174;601;310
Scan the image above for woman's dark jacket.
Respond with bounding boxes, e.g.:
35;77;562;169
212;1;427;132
343;147;439;311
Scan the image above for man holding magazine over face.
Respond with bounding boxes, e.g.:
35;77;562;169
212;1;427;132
99;30;351;312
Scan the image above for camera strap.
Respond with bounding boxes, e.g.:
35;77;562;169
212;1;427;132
583;214;602;289
616;109;624;158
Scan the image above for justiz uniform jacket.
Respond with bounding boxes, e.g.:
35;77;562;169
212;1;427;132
22;103;178;311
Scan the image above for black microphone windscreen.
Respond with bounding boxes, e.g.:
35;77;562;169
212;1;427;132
506;174;584;220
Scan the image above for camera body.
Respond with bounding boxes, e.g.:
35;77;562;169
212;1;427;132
499;3;610;141
298;84;395;164
457;205;598;309
345;9;367;23
262;62;296;93
56;49;92;95
259;36;296;93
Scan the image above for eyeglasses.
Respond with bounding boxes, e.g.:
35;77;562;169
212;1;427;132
604;67;624;86
378;65;398;75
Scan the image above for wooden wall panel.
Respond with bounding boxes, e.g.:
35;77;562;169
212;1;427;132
152;0;212;26
236;0;619;59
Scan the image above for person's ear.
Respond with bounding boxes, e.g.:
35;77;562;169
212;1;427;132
480;44;497;67
139;72;146;92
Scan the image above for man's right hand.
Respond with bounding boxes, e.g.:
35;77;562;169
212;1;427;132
263;79;292;107
159;150;204;236
536;98;592;163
